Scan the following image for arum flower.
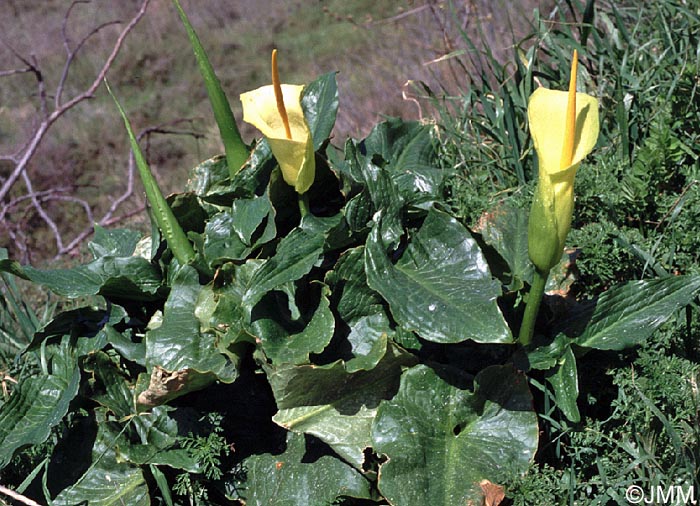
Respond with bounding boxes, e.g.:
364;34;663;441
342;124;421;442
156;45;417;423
240;49;315;194
527;50;600;273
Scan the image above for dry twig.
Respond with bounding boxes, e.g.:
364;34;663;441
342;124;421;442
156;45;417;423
0;0;151;260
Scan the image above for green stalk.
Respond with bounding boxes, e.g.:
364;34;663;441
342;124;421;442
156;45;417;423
172;0;248;177
107;81;195;265
298;192;310;217
518;268;549;346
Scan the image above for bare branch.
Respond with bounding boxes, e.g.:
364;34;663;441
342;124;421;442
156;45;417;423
22;170;64;252
0;68;32;78
0;0;151;209
58;118;203;258
57;1;122;108
0;484;43;506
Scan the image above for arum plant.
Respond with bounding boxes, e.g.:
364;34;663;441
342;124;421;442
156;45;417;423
240;49;316;215
519;50;600;346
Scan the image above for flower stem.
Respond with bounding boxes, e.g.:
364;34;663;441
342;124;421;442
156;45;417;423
298;192;310;217
519;268;549;346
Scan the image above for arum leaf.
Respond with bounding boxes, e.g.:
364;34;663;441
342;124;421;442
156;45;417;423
203;193;276;266
372;364;537;505
270;342;416;469
252;285;334;365
242;226;326;313
360;118;443;207
144;265;239;403
301;72;339;150
476;202;534;290
366;207;511;344
0;256;163;301
232;431;372;505
88;226;141;259
569;275;700;350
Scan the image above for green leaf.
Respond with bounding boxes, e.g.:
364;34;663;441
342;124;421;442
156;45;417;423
545;345;581;422
343;313;390;373
0;256;164;301
88;226;141;259
476;202;534;290
232;431;372;505
52;414;150;506
242;226;326;313
338;140;405;243
270;343;415;469
570;275;700;350
253;285;334;365
0;340;80;469
301;72;339;150
143;265;239;403
323;246;394;371
83;351;134;419
124;409;202;473
106;81;196;265
366;207;512;343
325;246;384;322
185;155;230;198
372;364;538;505
203;193;276;266
360;118;442;207
172;0;248;175
515;333;570;371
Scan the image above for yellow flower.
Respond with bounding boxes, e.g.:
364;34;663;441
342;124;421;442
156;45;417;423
240;50;315;194
527;50;600;273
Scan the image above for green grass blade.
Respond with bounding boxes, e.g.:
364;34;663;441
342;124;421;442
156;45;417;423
172;0;248;177
106;81;196;265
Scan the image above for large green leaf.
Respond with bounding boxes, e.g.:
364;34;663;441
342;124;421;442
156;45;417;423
232;431;372;505
344;139;406;243
359;118;443;207
570;275;700;350
325;246;384;322
0;340;80;469
253;285;335;365
372;364;538;505
301;72;339;150
186;143;276;204
324;246;395;372
143;265;239;404
270;343;415;469
366;207;511;343
0;256;163;301
52;413;150;506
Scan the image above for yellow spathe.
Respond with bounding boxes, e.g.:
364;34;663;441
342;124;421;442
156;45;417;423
527;53;599;273
240;83;315;194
